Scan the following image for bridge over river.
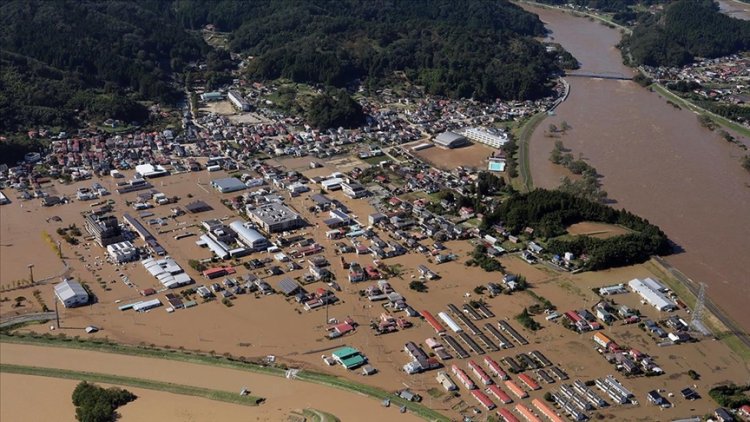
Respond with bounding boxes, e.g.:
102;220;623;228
564;71;632;80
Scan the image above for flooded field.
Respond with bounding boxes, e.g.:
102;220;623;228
414;142;495;171
717;0;750;20
0;373;261;422
523;4;750;333
0;344;421;422
1;164;748;420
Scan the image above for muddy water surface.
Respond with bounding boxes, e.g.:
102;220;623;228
522;4;750;332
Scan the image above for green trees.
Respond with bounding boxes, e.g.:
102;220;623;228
483;189;671;270
516;308;541;331
72;381;136;422
306;89;364;129
219;0;561;101
0;0;206;133
620;0;750;67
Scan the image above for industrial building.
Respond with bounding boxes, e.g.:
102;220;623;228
122;213;166;256
211;177;247;194
54;278;90;308
106;241;138;263
434;131;469;148
142;257;192;289
228;220;269;251
628;278;676;311
228;90;251;111
85;213;124;247
247;202;305;233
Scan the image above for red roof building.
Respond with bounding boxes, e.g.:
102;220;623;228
422;310;446;334
472;390;496;410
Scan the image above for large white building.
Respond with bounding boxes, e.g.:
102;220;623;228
142;257;192;289
628;278;676;311
54;279;90;308
229;220;269;251
463;127;508;149
107;241;138;263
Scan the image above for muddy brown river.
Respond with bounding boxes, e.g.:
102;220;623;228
521;4;750;333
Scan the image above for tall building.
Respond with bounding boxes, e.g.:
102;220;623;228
85;214;123;247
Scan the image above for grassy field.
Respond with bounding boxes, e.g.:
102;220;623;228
0;363;264;406
515;111;548;191
0;333;449;421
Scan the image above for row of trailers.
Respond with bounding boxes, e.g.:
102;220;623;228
437;359;567;422
421;309;569;381
421;307;528;356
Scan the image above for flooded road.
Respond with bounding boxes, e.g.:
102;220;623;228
522;4;750;332
717;0;750;20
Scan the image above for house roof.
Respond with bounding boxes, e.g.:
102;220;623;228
277;278;301;295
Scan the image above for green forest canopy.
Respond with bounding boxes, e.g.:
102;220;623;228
174;0;564;101
483;189;672;270
620;0;750;67
0;0;206;133
1;0;572;134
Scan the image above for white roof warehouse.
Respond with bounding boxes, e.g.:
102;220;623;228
628;278;676;311
54;278;90;308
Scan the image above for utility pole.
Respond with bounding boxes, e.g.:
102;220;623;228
27;264;34;284
55;299;61;329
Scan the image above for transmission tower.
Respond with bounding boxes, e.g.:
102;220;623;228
690;282;707;334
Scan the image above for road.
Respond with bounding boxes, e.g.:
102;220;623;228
0;312;56;328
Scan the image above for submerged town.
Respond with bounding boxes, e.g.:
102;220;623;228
2;1;750;422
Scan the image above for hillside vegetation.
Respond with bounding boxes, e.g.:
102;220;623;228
620;0;750;67
0;0;206;133
1;0;571;134
175;0;563;101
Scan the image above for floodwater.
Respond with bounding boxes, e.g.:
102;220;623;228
717;0;750;20
522;5;750;332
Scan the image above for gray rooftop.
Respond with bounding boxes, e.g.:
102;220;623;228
248;202;302;225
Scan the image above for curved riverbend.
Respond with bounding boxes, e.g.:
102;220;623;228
521;3;750;333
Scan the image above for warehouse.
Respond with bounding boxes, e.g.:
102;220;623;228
142;257;192;289
331;346;367;369
247;202;305;233
228;220;269;251
211;177;247;194
433;131;469;148
54;279;89;308
628;278;676;311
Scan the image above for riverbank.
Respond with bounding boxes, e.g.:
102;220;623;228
520;2;750;334
0;339;433;421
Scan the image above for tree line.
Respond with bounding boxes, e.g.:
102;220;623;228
0;0;207;133
483;189;672;270
176;0;565;101
620;0;750;67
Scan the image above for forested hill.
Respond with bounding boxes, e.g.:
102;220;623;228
1;0;567;134
0;0;206;133
620;0;750;67
174;0;562;101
